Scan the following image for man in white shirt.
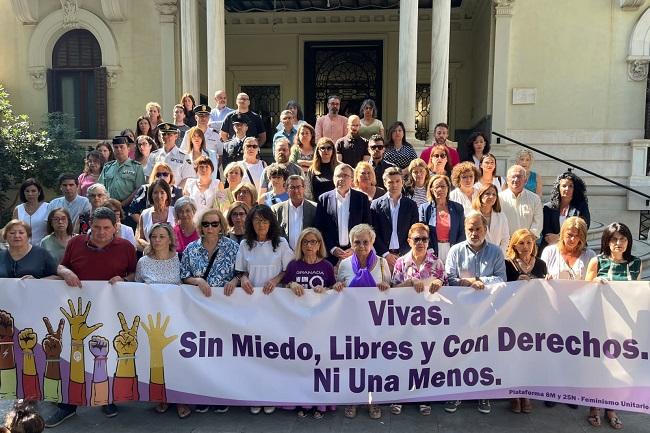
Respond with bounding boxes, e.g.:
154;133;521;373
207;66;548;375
272;175;317;250
147;123;195;188
208;89;234;132
499;165;543;237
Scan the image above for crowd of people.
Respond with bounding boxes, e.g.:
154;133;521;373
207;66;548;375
0;91;640;430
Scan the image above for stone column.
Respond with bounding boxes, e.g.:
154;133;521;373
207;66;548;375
428;0;451;139
397;0;418;142
154;0;178;119
180;0;199;98
207;0;226;102
491;0;515;136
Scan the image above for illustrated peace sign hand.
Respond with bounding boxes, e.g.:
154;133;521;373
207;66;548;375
0;310;15;342
117;312;140;338
42;317;65;358
18;328;37;351
142;313;177;352
89;335;109;358
60;298;103;341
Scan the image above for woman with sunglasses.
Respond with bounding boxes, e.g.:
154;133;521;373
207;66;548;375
240;137;266;191
128;162;183;226
427;144;452;177
305;137;339;201
389;222;446;416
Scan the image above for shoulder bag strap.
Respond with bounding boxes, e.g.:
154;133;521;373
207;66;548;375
202;247;220;280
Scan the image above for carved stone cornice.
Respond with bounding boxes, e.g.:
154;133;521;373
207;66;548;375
627;56;650;81
105;66;121;88
10;0;39;25
28;66;46;89
494;0;515;17
620;0;646;10
153;0;177;16
101;0;128;22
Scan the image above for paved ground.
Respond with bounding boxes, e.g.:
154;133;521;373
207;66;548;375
3;399;650;432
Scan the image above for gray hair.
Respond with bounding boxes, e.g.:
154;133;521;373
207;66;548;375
464;210;488;228
174;196;197;218
87;183;109;198
349;223;376;245
285;174;305;188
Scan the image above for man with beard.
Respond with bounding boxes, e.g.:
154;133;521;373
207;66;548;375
335;115;370;167
259;137;302;196
315;95;347;142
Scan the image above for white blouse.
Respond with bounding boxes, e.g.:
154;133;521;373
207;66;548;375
184;178;222;214
141;207;176;241
540;245;596;280
235;237;294;287
449;188;477;215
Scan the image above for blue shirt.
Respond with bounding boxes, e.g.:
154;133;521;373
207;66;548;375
180;236;239;287
445;241;506;286
208;106;235;132
272;127;297;152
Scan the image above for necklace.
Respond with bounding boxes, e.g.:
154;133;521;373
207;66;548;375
516;257;534;274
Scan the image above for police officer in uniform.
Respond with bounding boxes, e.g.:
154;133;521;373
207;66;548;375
146;123;195;188
98;136;145;208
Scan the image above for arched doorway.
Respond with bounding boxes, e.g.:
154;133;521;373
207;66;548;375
47;29;107;139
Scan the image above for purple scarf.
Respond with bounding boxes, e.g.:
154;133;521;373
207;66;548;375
349;250;378;287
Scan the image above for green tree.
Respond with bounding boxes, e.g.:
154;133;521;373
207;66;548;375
0;85;84;223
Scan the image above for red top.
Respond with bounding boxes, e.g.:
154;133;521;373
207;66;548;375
61;235;137;280
435;209;451;242
420;145;460;167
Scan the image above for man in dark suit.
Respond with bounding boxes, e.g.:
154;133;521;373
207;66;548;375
272;175;317;250
370;167;419;269
315;163;371;264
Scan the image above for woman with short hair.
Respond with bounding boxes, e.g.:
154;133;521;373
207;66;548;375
258;163;289;206
13;178;49;246
104;198;136;247
231;183;258;209
182;155;222;214
172;197;199;255
225;201;250;244
40;208;74;264
0;220;57;278
449;162;480;214
78;183;109;235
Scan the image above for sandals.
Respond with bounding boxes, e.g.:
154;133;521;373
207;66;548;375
344;405;357;418
297;409;308;418
177;404;192;419
313;410;324;420
154;403;169;414
588;413;601;427
390;404;402;415
606;411;623;430
419;404;432;416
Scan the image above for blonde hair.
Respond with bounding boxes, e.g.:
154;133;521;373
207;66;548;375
148;162;175;184
505;228;538;260
353;161;377;187
295;228;327;260
450;161;480;188
196;209;228;238
426;174;451;202
472;183;501;213
557;216;588;255
2;219;31;241
144;223;177;256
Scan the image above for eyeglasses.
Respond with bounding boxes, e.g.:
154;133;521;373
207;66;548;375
288;185;304;190
411;236;428;244
369;145;384;150
319;147;333;151
201;221;220;228
352;239;371;246
432;153;447;159
155;172;171;178
52;217;68;223
301;239;320;246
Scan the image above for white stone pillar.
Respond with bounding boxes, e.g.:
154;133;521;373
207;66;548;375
180;0;199;99
428;0;451;139
491;0;515;137
207;0;226;102
154;0;178;120
397;0;418;142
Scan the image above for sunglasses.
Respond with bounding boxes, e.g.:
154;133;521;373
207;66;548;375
411;236;428;244
155;172;171;178
319;147;333;151
432;154;447;159
369;145;384;150
245;145;259;149
201;221;220;228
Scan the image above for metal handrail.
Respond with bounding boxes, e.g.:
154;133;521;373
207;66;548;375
493;131;650;202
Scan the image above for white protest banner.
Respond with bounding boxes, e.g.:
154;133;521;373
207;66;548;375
1;278;649;413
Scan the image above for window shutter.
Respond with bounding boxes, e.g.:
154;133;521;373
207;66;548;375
94;67;108;139
46;69;60;112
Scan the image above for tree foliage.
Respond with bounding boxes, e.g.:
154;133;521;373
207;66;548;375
0;85;84;223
